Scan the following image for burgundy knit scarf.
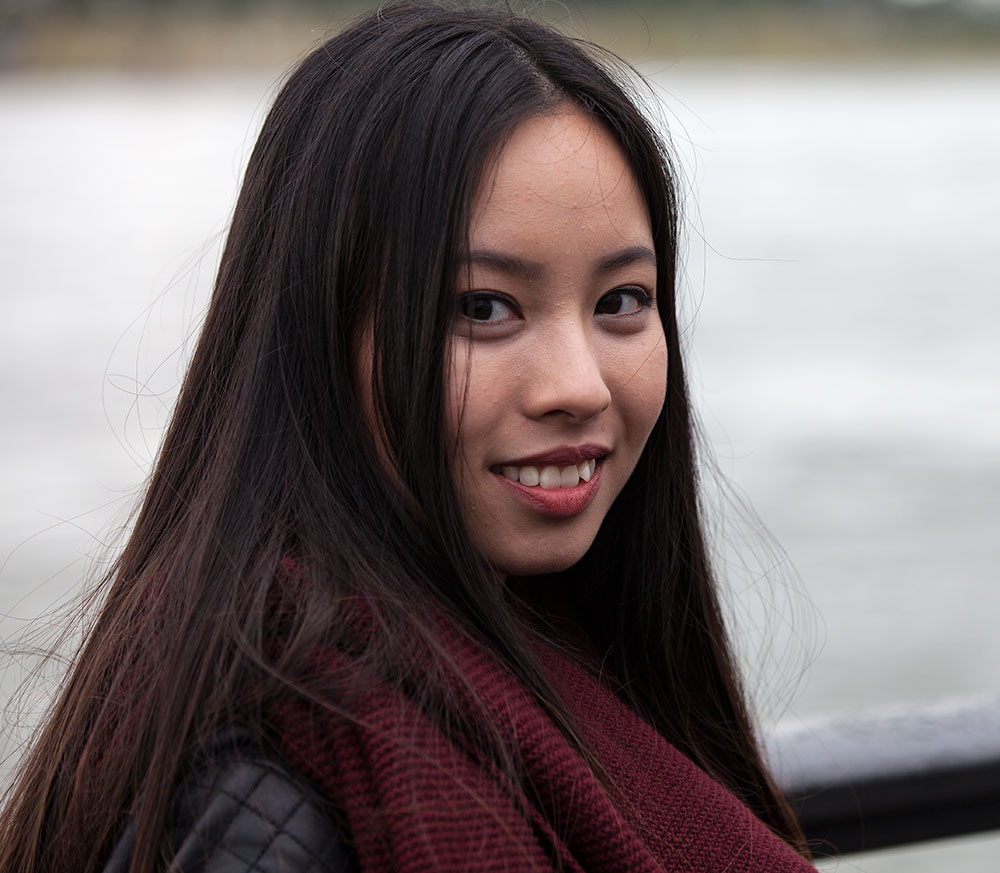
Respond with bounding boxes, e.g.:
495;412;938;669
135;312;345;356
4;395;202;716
274;615;815;873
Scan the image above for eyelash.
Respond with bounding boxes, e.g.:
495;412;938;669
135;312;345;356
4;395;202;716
456;287;654;325
594;286;654;316
457;292;519;324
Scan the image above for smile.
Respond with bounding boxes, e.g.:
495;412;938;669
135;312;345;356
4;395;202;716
495;459;596;489
489;455;604;519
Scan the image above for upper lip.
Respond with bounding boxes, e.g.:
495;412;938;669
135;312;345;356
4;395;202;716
496;443;610;467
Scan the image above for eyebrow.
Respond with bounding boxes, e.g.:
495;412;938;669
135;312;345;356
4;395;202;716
462;245;656;280
463;250;543;281
594;246;657;273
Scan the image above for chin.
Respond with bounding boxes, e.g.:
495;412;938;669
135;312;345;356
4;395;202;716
482;533;596;578
499;556;580;577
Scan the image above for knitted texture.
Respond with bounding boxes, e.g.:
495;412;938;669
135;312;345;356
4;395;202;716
274;616;815;873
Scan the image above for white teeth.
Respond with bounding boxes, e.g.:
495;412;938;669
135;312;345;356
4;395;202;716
518;466;540;487
539;466;561;490
499;459;598;488
560;465;579;488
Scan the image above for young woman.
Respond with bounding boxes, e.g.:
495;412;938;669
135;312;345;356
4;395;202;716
1;3;816;871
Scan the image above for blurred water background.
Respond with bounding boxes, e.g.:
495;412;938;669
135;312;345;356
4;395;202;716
1;1;998;870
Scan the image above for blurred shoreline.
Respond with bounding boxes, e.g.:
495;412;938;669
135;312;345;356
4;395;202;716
2;2;1000;71
4;17;999;869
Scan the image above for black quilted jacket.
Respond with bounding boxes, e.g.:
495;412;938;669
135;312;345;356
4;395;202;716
101;727;356;873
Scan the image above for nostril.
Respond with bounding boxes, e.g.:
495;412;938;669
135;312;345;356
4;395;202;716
527;371;611;422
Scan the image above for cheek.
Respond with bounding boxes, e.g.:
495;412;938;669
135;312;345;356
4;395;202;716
618;331;668;441
647;339;669;422
444;337;500;473
444;338;472;448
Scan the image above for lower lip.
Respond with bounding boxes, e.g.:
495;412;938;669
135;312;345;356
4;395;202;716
494;462;602;518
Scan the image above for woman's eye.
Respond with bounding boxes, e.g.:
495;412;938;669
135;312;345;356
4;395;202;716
457;293;517;323
595;287;652;316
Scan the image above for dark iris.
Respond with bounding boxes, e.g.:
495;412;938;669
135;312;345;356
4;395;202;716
460;294;500;321
596;292;628;315
469;297;492;320
596;288;648;315
595;293;620;315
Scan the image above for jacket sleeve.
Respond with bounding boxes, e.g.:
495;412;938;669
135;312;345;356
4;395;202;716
161;752;357;873
102;728;356;873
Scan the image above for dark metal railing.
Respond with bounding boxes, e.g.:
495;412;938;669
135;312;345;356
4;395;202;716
767;694;1000;856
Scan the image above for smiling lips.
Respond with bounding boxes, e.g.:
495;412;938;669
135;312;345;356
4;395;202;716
490;447;606;518
499;458;596;489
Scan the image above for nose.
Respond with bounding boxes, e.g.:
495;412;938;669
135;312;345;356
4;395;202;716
521;326;612;423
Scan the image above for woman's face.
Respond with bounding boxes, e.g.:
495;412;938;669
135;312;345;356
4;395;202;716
448;108;667;576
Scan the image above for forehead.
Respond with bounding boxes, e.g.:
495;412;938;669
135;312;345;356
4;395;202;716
469;109;652;254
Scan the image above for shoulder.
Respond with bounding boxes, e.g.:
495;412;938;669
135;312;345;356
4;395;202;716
103;726;356;873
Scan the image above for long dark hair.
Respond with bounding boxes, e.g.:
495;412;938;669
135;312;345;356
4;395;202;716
0;3;807;870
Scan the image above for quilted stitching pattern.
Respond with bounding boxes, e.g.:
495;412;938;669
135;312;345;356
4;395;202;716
102;729;355;873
